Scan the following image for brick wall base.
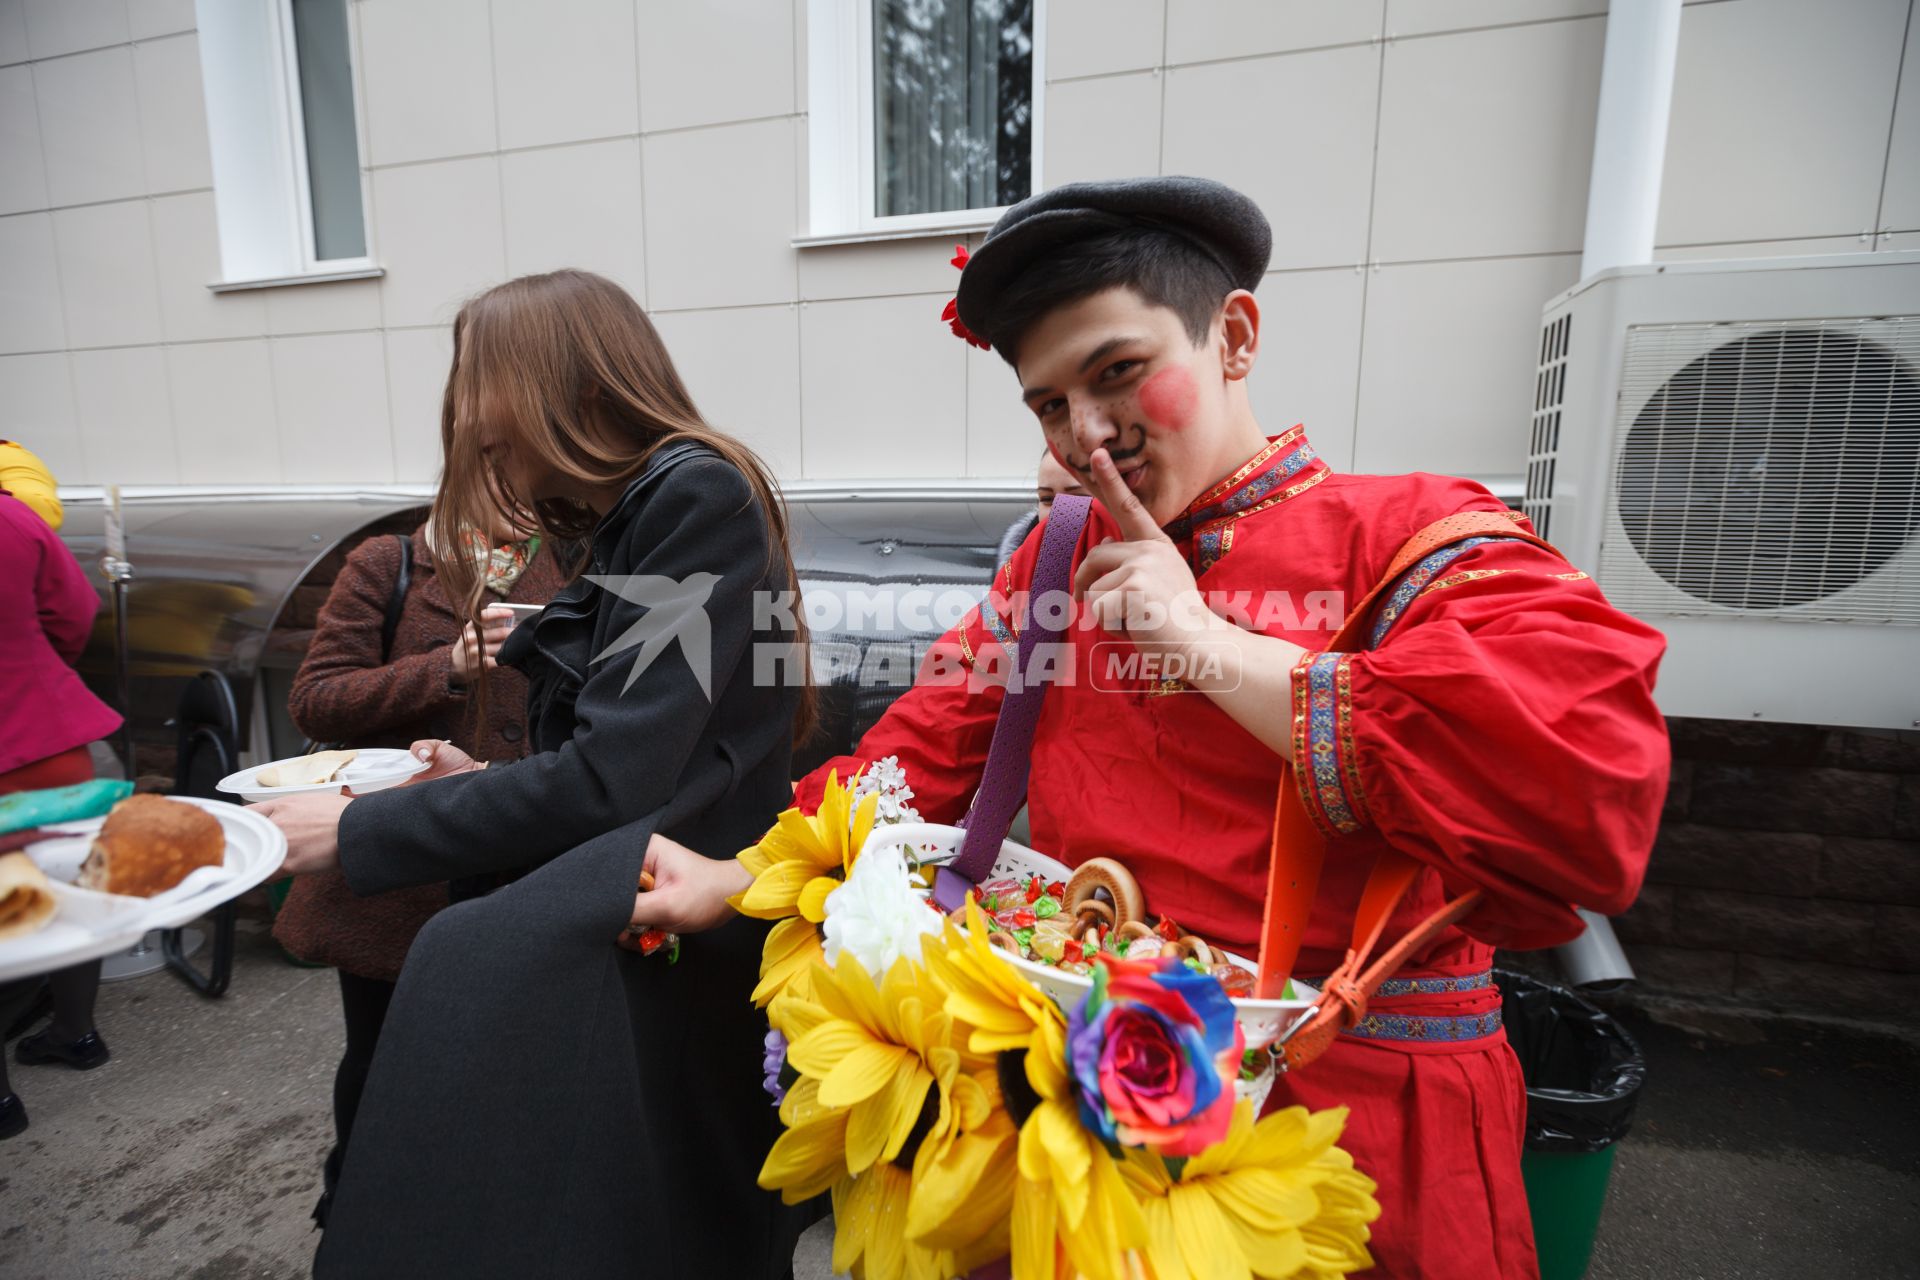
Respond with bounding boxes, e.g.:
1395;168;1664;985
1610;718;1920;1026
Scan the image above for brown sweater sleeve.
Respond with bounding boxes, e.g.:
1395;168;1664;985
287;537;463;745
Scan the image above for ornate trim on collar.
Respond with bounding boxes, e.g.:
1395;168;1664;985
1165;428;1331;575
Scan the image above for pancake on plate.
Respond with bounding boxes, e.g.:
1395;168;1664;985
256;749;357;789
0;852;56;940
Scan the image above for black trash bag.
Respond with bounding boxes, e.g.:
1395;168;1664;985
1497;968;1646;1154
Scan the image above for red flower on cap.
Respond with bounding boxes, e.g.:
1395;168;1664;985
941;242;990;351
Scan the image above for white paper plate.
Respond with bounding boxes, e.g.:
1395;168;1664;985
216;748;429;803
0;797;288;983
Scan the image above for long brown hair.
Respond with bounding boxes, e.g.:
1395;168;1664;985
431;269;815;744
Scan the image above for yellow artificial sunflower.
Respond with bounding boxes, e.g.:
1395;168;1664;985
732;769;879;1005
930;898;1069;1059
927;903;1147;1280
760;946;1013;1280
1115;1101;1381;1280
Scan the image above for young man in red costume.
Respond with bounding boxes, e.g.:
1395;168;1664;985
638;177;1670;1278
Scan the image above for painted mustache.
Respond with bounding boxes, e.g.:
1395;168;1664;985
1061;422;1147;475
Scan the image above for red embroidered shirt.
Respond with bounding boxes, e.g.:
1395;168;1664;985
794;429;1670;973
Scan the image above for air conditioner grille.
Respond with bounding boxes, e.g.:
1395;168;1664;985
1524;313;1572;538
1605;319;1920;622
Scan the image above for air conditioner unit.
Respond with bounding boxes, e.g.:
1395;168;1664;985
1527;252;1920;731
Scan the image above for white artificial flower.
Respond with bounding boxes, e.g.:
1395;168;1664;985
850;755;921;827
874;794;922;825
859;755;911;795
821;842;944;975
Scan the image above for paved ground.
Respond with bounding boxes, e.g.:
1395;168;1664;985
3;906;1916;1279
1;905;336;1280
1584;1000;1920;1279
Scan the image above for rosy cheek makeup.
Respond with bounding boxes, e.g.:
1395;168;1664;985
1137;366;1198;432
1046;439;1073;471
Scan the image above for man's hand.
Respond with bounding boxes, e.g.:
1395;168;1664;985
1071;446;1307;759
619;833;751;941
252;792;351;876
1070;447;1212;653
450;606;515;686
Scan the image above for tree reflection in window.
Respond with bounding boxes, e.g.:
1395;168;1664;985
873;0;1034;217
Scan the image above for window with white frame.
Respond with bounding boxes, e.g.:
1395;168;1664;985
197;0;376;289
807;0;1042;242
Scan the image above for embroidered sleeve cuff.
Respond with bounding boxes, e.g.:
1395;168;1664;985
1290;651;1372;837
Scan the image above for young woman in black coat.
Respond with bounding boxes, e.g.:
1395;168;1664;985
257;270;815;1278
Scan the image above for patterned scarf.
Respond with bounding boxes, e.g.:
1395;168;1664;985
458;529;541;596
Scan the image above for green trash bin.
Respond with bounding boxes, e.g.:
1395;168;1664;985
1497;969;1644;1280
264;878;328;967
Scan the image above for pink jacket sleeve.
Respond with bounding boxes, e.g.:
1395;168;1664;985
34;517;102;665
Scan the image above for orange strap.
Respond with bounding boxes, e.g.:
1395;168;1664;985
1252;511;1565;1072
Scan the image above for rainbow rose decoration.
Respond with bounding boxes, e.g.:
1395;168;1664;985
1066;953;1245;1157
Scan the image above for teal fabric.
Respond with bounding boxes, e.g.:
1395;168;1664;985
0;780;133;835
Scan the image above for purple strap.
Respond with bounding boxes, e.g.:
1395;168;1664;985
932;494;1092;910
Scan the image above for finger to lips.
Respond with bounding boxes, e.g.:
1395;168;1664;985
1088;448;1167;543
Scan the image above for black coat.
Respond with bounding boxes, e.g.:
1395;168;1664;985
315;444;813;1278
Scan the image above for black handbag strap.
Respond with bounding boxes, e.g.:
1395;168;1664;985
299;532;415;758
379;533;412;663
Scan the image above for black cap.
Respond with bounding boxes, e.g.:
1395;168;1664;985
954;176;1272;348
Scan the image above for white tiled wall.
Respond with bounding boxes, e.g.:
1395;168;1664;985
1370;18;1605;262
1354;253;1583;477
1;0;1914;492
382;322;452;480
369;155;509;327
0;62;50;214
166;338;281;483
799;293;970;478
131;31;212;193
653;302;804;476
642;117;802;311
70;344;176;483
35;46;146;206
500;137;648;298
271;331;393;483
1161;43;1382;272
1657;0;1910;247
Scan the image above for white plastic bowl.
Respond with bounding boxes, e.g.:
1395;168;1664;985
865;822;1318;1057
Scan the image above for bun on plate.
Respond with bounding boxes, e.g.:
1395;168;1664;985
76;795;225;898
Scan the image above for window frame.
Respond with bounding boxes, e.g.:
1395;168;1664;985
801;0;1047;246
198;0;379;291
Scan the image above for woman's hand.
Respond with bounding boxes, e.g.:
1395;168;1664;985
449;606;515;686
621;833;751;938
405;738;486;784
252;792;351;876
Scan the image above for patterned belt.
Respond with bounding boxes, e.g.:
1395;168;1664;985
1341;1008;1505;1044
1298;968;1503;1045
